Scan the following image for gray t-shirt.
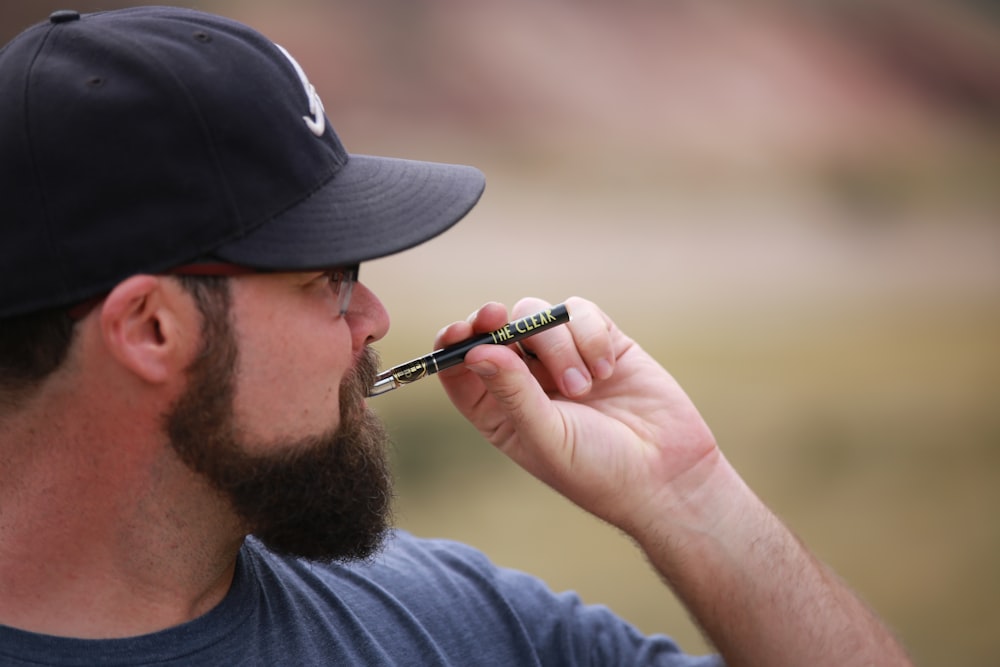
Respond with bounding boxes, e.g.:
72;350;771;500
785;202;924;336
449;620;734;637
0;531;722;665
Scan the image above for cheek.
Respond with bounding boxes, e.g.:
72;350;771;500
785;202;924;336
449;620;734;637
232;309;352;443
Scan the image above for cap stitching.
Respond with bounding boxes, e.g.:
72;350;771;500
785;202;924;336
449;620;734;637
113;20;246;233
22;23;74;303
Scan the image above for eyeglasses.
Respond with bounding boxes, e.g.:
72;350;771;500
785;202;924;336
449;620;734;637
68;262;360;320
323;264;359;316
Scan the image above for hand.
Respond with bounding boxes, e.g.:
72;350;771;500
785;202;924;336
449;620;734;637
438;297;914;666
435;296;720;536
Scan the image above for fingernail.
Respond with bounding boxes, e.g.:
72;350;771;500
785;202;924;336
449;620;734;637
563;367;591;396
594;358;614;380
465;360;498;378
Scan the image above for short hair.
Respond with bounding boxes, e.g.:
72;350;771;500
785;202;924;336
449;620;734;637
0;276;230;403
0;307;76;395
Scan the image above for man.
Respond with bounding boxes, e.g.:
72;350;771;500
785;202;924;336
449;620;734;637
0;7;911;665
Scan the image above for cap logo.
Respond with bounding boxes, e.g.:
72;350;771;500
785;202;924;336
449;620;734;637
275;44;326;138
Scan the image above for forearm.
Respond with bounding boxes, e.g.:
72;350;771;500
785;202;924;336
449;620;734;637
632;449;912;667
440;299;911;664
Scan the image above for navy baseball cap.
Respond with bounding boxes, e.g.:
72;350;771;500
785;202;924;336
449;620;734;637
0;6;485;318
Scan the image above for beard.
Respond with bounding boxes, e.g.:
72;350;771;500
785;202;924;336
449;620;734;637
164;307;393;563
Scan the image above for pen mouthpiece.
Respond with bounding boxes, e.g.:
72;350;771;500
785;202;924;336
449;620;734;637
368;373;398;397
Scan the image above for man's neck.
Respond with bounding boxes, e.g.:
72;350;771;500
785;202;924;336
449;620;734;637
0;417;244;638
0;545;239;639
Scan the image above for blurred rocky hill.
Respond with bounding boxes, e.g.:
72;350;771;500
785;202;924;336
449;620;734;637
5;0;999;169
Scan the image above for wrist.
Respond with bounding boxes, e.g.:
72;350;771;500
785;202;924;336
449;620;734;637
628;448;770;582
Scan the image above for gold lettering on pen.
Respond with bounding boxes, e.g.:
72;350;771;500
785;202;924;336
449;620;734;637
513;308;555;334
490;325;514;344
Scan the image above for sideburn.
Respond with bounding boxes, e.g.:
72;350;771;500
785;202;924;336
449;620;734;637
164;277;393;562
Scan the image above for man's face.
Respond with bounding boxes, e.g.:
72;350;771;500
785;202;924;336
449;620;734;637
164;274;393;562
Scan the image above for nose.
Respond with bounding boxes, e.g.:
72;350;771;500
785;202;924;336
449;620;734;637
345;280;390;348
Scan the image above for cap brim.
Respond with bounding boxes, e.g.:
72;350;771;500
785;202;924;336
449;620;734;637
213;154;485;270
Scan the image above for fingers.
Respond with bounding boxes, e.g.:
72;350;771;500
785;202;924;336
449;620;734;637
512;296;615;398
433;297;622;483
433;301;508;349
434;297;616;400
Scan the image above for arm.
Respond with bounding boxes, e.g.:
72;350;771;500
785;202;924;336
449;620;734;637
435;297;912;667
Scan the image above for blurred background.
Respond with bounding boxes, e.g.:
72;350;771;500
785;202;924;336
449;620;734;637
5;1;998;663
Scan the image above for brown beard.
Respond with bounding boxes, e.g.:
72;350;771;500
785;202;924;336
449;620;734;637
164;305;393;563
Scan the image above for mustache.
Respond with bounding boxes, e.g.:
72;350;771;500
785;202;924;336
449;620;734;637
340;347;382;412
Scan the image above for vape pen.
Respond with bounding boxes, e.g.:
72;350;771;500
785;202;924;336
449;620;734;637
369;303;570;396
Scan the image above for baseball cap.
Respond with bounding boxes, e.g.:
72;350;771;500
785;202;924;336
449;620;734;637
0;6;485;318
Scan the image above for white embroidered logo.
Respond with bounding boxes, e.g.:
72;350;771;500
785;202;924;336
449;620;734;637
275;44;326;137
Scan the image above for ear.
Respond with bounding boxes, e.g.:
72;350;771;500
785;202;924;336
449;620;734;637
98;275;197;384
